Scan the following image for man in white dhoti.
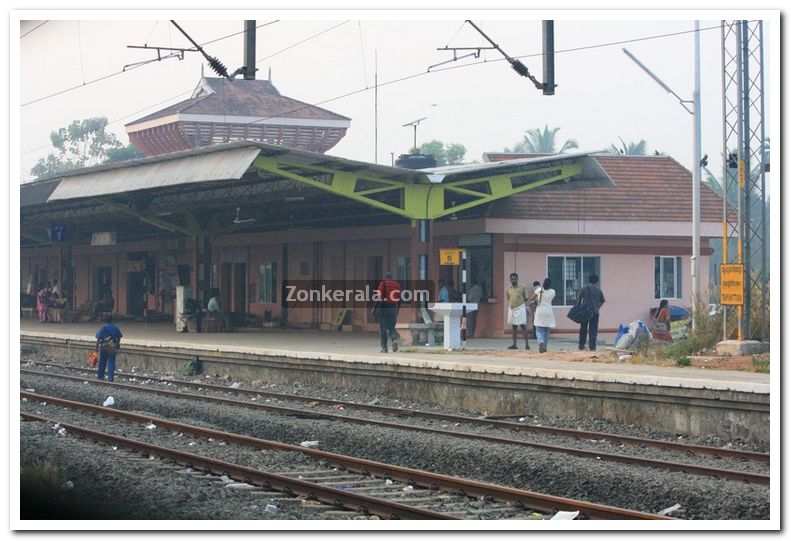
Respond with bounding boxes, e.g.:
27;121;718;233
506;273;530;350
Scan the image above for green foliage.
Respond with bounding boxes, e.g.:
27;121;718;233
30;116;125;178
675;356;691;367
418;140;467;166
609;137;647;156
180;356;203;376
505;125;578;154
752;356;769;373
660;291;722;361
105;144;145;164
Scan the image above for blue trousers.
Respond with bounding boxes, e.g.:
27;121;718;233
535;326;550;346
97;351;116;382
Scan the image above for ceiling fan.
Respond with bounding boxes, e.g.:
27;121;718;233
233;207;255;225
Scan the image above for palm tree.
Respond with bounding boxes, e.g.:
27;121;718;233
609;137;647;156
507;125;578;154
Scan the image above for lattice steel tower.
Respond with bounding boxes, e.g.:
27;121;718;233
721;20;768;341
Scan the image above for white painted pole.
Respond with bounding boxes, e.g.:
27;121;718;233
692;20;702;330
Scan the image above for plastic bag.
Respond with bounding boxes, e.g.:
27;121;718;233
614;324;629;345
87;351;98;367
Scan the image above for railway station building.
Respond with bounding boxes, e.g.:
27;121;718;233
20;76;726;338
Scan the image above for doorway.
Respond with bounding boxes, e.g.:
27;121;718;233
233;262;247;313
93;266;112;301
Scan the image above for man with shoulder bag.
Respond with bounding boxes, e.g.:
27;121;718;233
95;314;123;382
575;274;606;351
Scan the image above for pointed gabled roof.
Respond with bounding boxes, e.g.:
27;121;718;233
127;77;349;126
125;76;350;156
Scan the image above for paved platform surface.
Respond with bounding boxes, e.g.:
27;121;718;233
18;320;769;393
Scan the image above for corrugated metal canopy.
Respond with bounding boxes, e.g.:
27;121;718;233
47;145;262;202
30;141;613;206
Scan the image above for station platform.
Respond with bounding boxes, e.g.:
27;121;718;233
18;320;770;444
18;320;768;393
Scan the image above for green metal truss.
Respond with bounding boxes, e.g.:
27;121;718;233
253;156;583;220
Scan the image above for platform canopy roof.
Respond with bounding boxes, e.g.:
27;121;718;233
20;141;613;247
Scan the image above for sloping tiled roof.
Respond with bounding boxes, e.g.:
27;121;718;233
485;154;726;222
127;77;350;126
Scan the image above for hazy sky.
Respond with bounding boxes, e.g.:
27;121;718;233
17;11;776;182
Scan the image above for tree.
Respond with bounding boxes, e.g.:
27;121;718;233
609;137;647;156
418;140;467;166
30;117;125;178
505;125;578;154
105;144;145;164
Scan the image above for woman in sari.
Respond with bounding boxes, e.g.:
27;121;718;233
651;299;673;342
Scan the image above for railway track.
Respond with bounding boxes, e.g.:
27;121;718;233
21;392;668;520
23;360;766;462
21;364;769;486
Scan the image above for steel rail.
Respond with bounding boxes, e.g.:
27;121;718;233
23;361;769;463
20;370;769;485
21;392;668;520
20;411;456;520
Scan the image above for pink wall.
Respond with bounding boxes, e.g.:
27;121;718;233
502;251;710;332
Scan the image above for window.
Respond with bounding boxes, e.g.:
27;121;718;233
396;256;411;290
259;263;277;303
547;256;601;306
654;256;682;299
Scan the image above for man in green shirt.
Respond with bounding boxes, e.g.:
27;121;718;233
506;272;530;350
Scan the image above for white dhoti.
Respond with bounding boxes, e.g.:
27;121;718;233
507;303;527;326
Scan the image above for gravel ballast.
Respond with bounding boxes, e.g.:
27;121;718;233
19;358;770;522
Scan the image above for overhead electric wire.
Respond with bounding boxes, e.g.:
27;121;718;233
21;21;349;154
232;23;724;132
199;20;277;47
21;19;341;108
21;22;720;156
257;20;349;63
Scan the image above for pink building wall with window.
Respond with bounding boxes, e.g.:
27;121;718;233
502;250;711;333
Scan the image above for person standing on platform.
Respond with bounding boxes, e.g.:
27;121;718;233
374;272;402;353
51;279;61;298
528;280;542;338
437;279;449;302
36;283;49;323
447;280;460;302
533;278;557;353
466;281;483;338
95;315;123;382
576;274;606;351
506;273;530;350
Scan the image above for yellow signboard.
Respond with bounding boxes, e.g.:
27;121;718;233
439;248;462;265
720;264;744;305
738;160;745;188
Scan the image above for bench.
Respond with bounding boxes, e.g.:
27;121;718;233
21;307;35;319
203;315;223;333
407;322;443;346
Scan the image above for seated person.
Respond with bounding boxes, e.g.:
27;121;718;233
181;298;204;333
651;299;673;343
207;289;231;332
91;289;116;320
